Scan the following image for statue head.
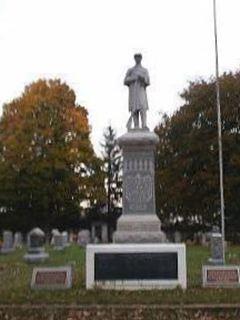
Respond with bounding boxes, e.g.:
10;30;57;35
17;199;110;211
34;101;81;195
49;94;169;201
134;53;142;65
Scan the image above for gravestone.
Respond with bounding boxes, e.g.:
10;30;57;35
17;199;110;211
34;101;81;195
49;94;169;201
1;231;14;254
91;222;108;243
202;226;239;288
53;232;64;251
24;228;49;263
208;226;224;265
101;224;108;243
201;233;209;247
50;229;60;246
69;232;75;243
78;230;90;247
62;231;69;247
31;266;72;290
203;265;240;288
174;231;181;243
13;232;23;249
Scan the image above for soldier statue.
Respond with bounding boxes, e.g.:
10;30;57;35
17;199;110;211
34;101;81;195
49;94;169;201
124;53;150;130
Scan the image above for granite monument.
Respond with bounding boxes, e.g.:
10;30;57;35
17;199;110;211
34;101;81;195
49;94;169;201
86;54;186;290
113;54;165;243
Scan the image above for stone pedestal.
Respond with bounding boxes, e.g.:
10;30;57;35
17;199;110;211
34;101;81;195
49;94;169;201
113;129;165;243
86;244;186;290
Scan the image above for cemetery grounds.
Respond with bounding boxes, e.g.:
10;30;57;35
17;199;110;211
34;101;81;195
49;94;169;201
1;244;240;305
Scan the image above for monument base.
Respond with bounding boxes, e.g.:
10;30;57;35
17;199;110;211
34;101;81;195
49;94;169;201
1;248;14;254
86;244;187;290
24;252;49;263
113;214;166;243
54;246;65;251
208;258;224;265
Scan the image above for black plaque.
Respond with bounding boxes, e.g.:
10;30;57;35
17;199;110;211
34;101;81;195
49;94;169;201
95;252;178;281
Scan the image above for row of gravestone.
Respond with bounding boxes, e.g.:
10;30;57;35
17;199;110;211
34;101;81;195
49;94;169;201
24;227;232;290
0;229;69;250
172;231;212;246
1;226;233;290
0;228;92;290
50;229;70;250
0;231;23;253
0;228;223;254
0;228;93;256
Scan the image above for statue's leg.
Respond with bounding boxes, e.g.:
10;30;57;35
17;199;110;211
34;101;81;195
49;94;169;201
126;113;132;130
133;111;139;128
140;109;148;129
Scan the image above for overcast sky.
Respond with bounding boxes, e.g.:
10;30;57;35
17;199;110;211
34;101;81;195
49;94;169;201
0;0;239;154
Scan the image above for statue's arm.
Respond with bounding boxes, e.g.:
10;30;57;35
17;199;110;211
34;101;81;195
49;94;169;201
124;69;136;86
138;69;150;87
144;70;150;87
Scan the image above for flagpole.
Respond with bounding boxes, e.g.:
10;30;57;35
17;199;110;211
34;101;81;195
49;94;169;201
213;0;225;264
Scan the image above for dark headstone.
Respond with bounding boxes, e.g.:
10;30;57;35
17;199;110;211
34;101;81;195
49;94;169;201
24;228;49;263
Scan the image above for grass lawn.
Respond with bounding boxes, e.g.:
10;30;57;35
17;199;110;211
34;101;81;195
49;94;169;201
0;244;240;305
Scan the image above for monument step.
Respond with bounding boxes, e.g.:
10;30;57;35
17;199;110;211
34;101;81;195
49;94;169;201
113;230;166;243
116;214;162;232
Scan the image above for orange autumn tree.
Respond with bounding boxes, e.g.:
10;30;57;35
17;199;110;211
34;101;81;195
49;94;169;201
0;79;105;232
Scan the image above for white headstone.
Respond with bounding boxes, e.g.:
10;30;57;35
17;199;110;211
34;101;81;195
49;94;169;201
50;229;60;245
69;232;75;243
174;231;181;243
62;231;69;247
201;233;209;247
101;224;108;243
53;233;64;251
78;230;90;247
13;232;23;249
1;231;14;253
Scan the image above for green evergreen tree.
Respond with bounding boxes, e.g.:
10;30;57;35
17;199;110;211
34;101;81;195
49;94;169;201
101;125;122;213
155;72;240;240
